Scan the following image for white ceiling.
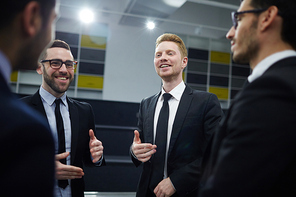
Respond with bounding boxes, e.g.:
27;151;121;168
58;0;240;39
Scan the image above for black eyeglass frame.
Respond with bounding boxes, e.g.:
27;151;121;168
40;59;77;70
231;8;268;29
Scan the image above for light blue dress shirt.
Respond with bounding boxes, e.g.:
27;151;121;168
39;87;72;197
0;50;12;85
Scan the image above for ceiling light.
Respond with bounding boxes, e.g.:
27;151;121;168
147;21;155;30
163;0;186;8
79;8;94;23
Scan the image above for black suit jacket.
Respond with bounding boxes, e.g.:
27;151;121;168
132;84;223;197
199;57;296;197
22;90;105;197
0;74;55;196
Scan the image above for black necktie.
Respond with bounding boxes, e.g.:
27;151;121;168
55;99;69;189
149;93;172;191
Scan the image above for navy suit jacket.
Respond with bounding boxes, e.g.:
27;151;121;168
132;84;223;197
0;73;55;196
22;90;105;197
199;57;296;197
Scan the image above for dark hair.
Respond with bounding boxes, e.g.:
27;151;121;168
50;40;71;50
0;0;55;30
40;40;71;60
156;33;188;58
246;0;296;49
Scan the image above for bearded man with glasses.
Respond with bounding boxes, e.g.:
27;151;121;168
22;39;105;197
199;0;296;196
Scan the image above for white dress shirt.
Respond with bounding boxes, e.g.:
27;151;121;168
153;81;186;178
248;50;296;83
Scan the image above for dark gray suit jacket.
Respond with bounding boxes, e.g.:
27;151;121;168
22;90;105;197
0;74;55;196
199;57;296;197
132;84;223;197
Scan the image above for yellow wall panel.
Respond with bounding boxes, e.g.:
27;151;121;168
210;51;231;64
209;86;229;100
78;75;104;89
10;71;18;82
81;35;106;49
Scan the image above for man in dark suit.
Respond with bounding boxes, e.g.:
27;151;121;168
0;0;57;196
199;0;296;196
131;33;223;197
22;40;105;197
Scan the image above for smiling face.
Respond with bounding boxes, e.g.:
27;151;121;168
38;47;74;97
154;41;187;83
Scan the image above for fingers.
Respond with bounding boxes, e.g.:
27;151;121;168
89;129;96;140
133;143;157;162
136;149;156;162
89;137;104;163
55;152;70;161
90;145;104;163
133;130;141;144
90;139;103;149
56;162;84;180
154;178;176;197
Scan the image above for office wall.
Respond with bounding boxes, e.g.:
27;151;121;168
102;23;163;102
55;18;165;103
10;17;248;108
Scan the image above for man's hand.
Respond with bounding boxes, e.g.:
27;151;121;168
132;130;157;162
154;177;176;197
89;129;103;163
55;152;84;180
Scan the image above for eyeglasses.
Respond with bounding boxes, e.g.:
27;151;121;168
40;59;77;70
231;8;268;29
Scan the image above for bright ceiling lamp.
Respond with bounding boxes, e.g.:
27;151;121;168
147;21;155;30
79;8;94;23
163;0;186;7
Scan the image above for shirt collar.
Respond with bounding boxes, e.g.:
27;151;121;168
161;81;186;101
39;86;67;107
248;50;296;83
0;50;12;84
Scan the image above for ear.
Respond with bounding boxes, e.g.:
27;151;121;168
22;1;42;37
36;63;43;75
259;6;279;32
181;57;188;69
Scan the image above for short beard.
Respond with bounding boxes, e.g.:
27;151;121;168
43;65;72;94
233;19;259;65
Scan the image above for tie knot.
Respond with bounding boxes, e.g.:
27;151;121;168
163;93;172;102
55;99;62;106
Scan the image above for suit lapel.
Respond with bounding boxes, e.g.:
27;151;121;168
145;93;160;144
168;85;193;157
67;97;79;164
32;91;47;117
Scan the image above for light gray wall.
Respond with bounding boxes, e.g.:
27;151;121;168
102;24;164;103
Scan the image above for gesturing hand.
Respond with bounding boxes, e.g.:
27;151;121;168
132;130;157;162
89;129;104;163
55;152;84;180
